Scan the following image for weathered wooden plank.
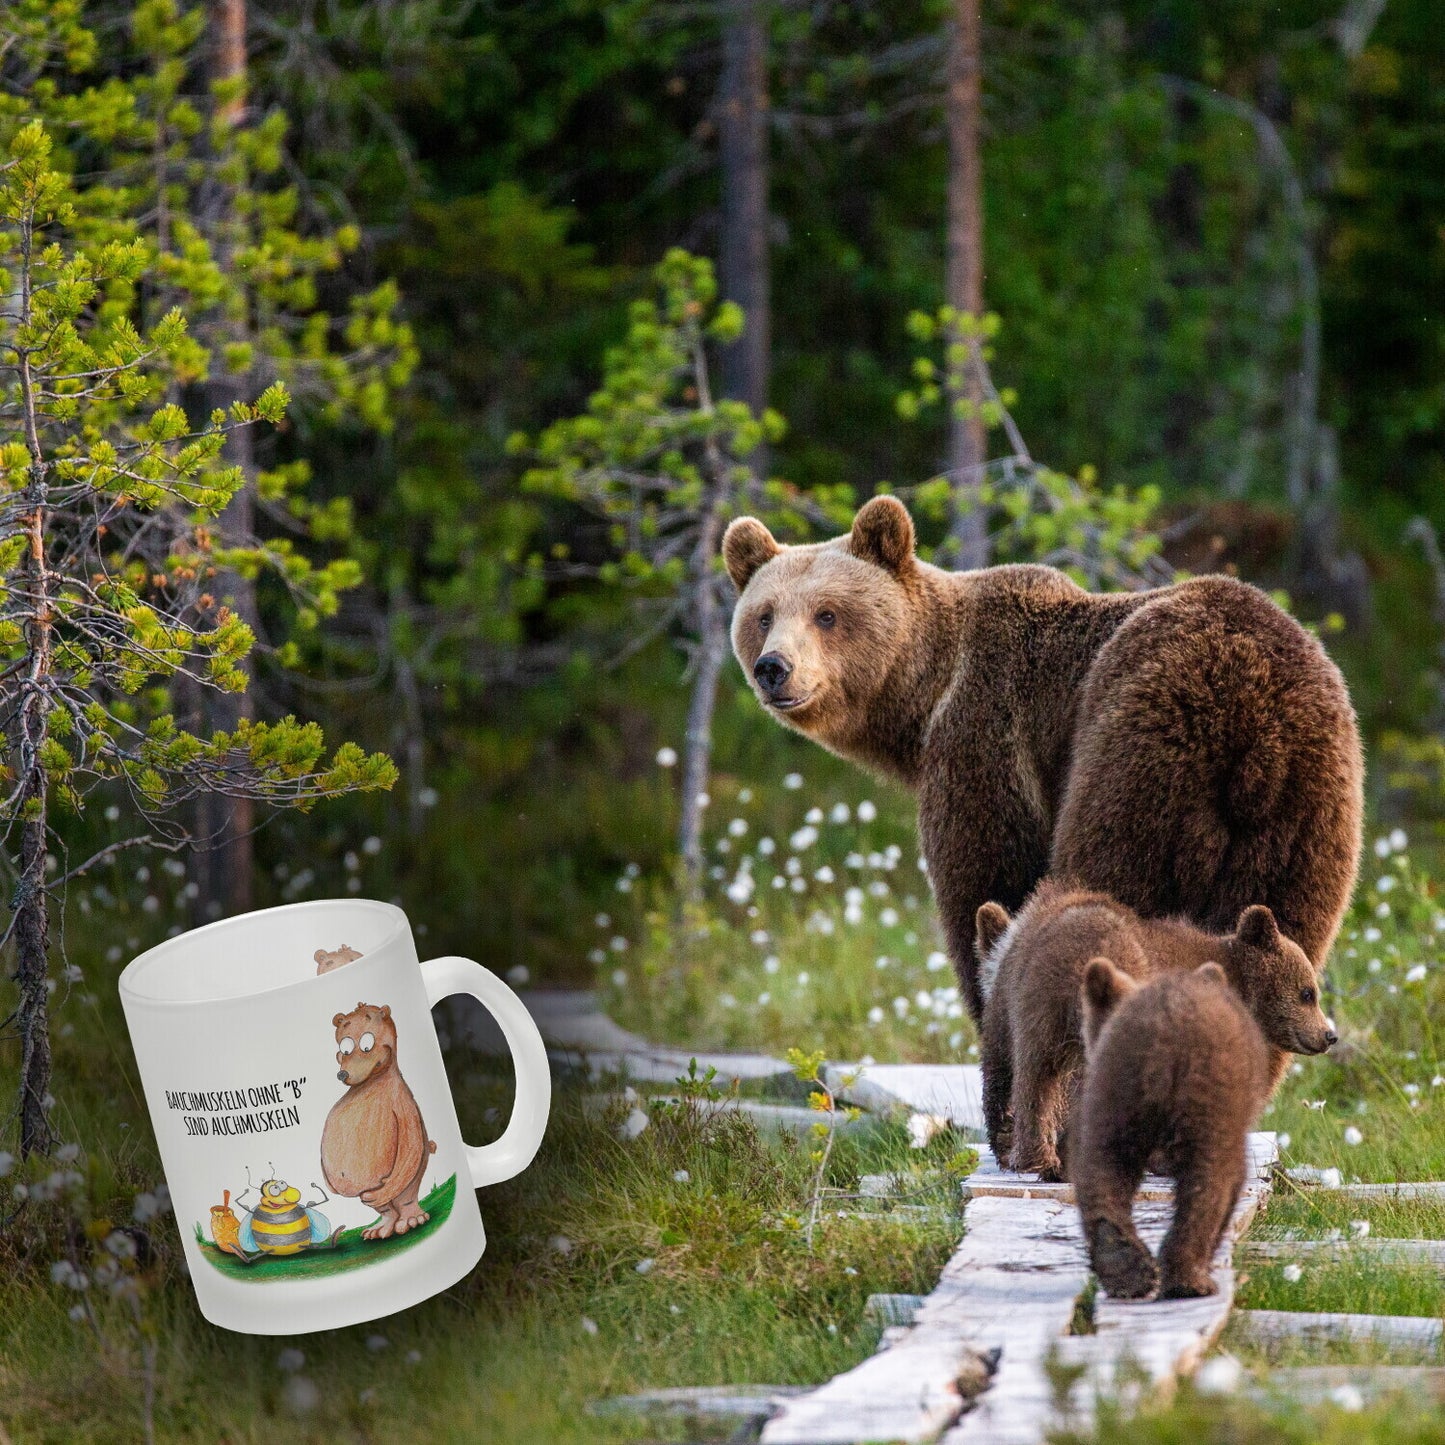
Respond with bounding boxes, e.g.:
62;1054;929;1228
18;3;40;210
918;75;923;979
1283;1167;1445;1201
1233;1309;1444;1349
1255;1366;1445;1406
961;1146;1175;1203
827;1063;987;1135
761;1195;1078;1445
1243;1238;1445;1268
589;1383;807;1429
943;1133;1276;1445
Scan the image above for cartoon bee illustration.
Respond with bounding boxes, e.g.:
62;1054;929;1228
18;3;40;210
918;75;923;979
208;1190;257;1262
233;1166;344;1257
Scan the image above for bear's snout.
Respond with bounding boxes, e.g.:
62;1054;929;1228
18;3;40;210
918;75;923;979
754;652;792;695
337;1068;349;1083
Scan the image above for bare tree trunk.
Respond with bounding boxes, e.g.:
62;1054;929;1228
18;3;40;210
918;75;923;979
944;0;989;570
678;598;729;885
717;0;770;473
192;0;256;921
11;226;56;1155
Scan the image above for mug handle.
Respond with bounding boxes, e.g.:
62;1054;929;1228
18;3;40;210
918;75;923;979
422;956;551;1188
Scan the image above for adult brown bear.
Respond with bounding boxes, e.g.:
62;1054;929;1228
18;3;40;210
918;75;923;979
723;496;1363;1026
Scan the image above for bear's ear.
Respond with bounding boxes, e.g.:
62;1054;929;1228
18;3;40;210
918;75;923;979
332;1013;345;1028
722;517;781;591
315;949;328;964
974;902;1011;963
380;1004;391;1021
1195;961;1228;987
848;496;915;575
1082;957;1135;1015
1235;905;1280;950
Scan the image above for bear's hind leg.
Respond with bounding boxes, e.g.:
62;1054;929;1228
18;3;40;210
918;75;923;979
1007;1056;1068;1183
392;1158;432;1235
1157;1148;1245;1299
981;1004;1014;1164
1077;1159;1157;1299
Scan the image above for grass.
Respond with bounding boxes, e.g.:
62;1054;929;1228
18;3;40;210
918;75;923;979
0;939;962;1443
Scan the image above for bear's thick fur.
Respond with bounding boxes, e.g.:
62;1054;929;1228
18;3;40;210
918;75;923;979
1073;959;1287;1299
320;1003;438;1240
724;497;1363;1025
975;883;1333;1180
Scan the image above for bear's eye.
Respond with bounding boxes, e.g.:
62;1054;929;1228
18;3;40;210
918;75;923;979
758;611;772;634
815;609;836;629
359;1031;376;1052
339;1036;356;1055
1299;987;1316;1006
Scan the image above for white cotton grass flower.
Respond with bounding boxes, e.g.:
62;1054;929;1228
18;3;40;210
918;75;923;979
927;951;949;972
1329;1384;1365;1412
880;908;900;928
366;1334;389;1352
282;1376;320;1414
1350;1219;1370;1240
830;803;851;825
758;837;776;856
1281;1263;1303;1283
616;1108;650;1141
764;955;780;974
907;1113;949;1149
656;747;678;767
506;964;530;986
635;1257;656;1275
611;968;627;988
548;1235;573;1256
1276;1133;1291;1150
805;807;824;824
277;1348;306;1373
783;772;804;790
1407;964;1428;983
1391;827;1408;851
867;1006;885;1025
857;800;877;822
673;1169;690;1183
814;865;835;884
1194;1355;1245;1396
581;1316;599;1336
790;826;819;851
1343;1125;1364;1146
1374;836;1392;859
728;817;748;837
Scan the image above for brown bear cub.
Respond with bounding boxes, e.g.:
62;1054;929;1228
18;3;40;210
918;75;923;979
975;883;1334;1182
1073;959;1313;1299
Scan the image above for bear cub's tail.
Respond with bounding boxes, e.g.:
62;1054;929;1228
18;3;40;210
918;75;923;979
427;1139;437;1155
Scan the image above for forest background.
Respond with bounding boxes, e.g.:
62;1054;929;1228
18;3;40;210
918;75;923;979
4;0;1445;1116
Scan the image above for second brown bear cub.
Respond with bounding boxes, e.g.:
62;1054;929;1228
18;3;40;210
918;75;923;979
975;882;1334;1180
1075;961;1277;1298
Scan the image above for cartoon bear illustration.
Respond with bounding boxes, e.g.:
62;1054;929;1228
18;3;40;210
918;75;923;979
315;944;364;975
974;884;1334;1180
320;1003;438;1240
722;496;1363;1028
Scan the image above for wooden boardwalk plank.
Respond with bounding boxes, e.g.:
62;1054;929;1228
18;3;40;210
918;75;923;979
960;1146;1175;1203
1233;1309;1444;1350
1243;1238;1445;1268
827;1063;987;1136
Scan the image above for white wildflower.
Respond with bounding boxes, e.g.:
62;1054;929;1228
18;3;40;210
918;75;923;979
830;803;851;824
282;1377;320;1414
814;865;835;884
1373;836;1392;859
729;817;748;837
635;1257;656;1275
277;1348;306;1373
927;951;949;972
1343;1125;1364;1146
363;835;383;855
507;964;530;986
758;837;776;856
1350;1219;1370;1240
581;1317;599;1336
764;955;781;974
783;772;804;790
857;800;877;822
806;807;824;824
673;1170;690;1183
867;1006;885;1025
790;825;819;851
367;1334;389;1352
549;1235;573;1255
611;969;628;987
1390;827;1409;852
616;1108;650;1141
610;936;629;952
1281;1263;1303;1283
1329;1384;1365;1412
1407;964;1427;983
656;747;678;767
1194;1355;1244;1396
880;908;899;927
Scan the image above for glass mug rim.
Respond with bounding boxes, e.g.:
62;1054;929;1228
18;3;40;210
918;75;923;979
120;897;411;1009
